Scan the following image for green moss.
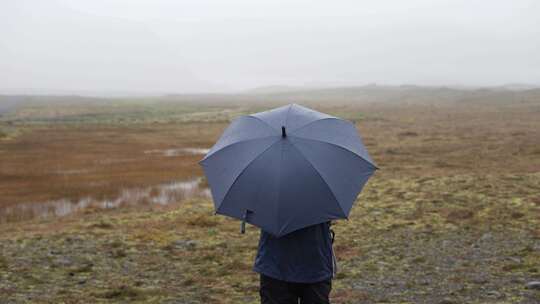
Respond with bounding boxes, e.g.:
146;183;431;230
96;285;159;300
0;255;7;269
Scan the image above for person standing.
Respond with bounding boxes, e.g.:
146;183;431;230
254;222;336;304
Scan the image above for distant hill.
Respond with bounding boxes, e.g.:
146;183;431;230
0;95;109;116
0;96;28;115
231;84;540;105
493;83;540;91
243;85;312;94
2;85;540;110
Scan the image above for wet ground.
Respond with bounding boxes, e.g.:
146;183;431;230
0;146;211;223
144;148;210;157
0;177;210;224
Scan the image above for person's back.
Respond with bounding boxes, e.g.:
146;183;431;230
254;222;334;304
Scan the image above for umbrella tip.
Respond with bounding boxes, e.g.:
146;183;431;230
282;126;286;138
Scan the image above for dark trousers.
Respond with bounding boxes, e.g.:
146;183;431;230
260;274;331;304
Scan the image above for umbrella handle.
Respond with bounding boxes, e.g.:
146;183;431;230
241;209;251;234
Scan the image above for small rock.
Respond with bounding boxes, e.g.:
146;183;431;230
480;233;493;241
507;257;521;263
486;290;501;298
438;298;456;304
171;240;198;250
526;281;540;290
54;257;73;267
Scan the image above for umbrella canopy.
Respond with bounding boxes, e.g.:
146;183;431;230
199;104;376;237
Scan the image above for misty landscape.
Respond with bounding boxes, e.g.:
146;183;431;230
1;87;539;303
1;0;540;303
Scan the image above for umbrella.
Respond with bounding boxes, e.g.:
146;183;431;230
199;104;377;237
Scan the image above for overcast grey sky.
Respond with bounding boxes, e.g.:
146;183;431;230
1;0;539;93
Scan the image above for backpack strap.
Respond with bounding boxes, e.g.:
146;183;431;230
329;222;338;277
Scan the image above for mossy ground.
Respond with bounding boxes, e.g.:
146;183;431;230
0;99;539;303
1;173;538;303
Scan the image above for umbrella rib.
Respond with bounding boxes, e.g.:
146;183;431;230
200;135;278;163
288;117;338;134
247;115;279;132
287;141;348;219
290;136;378;169
276;140;284;236
283;104;293;128
215;138;281;212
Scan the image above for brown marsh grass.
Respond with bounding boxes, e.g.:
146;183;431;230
0;123;223;207
0;96;539;303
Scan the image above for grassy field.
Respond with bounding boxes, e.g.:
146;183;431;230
0;90;539;303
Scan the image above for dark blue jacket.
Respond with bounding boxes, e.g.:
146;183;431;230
253;222;334;283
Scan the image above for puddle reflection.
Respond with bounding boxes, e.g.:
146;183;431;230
0;178;210;224
144;147;210;157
